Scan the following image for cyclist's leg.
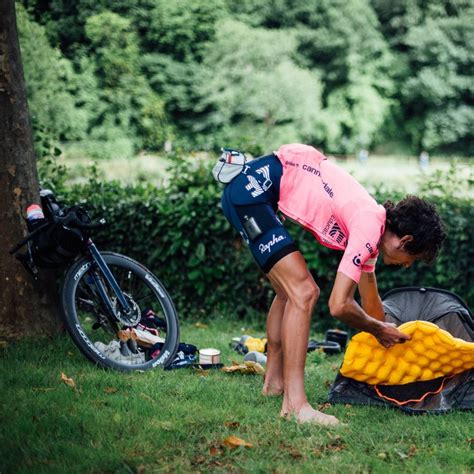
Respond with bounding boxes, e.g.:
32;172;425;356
263;273;286;396
268;252;340;425
221;157;339;424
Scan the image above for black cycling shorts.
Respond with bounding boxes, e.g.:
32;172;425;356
221;154;297;273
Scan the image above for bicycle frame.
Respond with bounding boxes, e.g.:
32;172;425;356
85;239;132;316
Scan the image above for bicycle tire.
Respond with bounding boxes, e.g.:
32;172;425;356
61;252;180;371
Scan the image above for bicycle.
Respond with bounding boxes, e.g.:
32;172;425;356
10;189;180;371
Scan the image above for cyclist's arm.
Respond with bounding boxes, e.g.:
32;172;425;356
329;272;410;347
358;271;385;321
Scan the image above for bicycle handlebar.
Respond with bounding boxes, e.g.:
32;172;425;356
9;221;50;255
53;212;106;231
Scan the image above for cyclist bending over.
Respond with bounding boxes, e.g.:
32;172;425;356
220;144;446;426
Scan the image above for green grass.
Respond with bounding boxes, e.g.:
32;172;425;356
1;319;472;473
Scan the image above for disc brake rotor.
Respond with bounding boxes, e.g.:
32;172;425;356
112;294;141;326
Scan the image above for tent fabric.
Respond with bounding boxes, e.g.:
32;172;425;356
328;287;474;413
383;287;474;341
329;370;473;414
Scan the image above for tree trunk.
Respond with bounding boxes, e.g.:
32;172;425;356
0;0;61;339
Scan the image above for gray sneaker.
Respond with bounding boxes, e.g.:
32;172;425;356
94;340;145;364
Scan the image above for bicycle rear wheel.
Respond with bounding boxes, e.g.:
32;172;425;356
61;252;179;371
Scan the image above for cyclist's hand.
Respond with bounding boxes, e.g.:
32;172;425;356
373;322;411;348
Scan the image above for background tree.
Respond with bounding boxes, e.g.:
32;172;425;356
402;14;474;153
371;0;474;154
196;19;325;153
227;0;395;154
0;0;60;339
17;0;474;156
16;3;88;158
84;10;169;154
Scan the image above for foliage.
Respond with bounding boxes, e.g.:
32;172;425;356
372;0;474;154
84;11;170;152
227;0;396;153
196;19;325;153
16;4;88;157
52;157;473;328
138;0;226;62
18;0;474;156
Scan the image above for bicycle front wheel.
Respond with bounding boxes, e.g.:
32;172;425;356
61;252;180;371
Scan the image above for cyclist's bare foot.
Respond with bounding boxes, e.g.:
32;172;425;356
281;404;340;426
262;383;284;396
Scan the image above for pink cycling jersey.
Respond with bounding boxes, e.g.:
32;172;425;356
274;144;386;283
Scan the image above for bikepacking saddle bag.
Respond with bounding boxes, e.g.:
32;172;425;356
212;148;247;184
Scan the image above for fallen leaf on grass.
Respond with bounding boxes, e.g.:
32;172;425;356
221;361;265;375
408;445;417;457
396;445;418;461
318;402;332;411
194;368;210;377
60;372;75;388
290;449;303;459
194;322;209;329
192;455;206;465
326;442;345;453
209;445;220;456
468;438;473;445
222;436;253;449
377;452;387;459
323;435;346;453
224;421;240;429
104;387;118;394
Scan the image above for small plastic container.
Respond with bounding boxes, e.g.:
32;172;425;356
199;348;221;365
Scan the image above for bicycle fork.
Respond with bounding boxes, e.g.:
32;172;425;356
86;242;132;318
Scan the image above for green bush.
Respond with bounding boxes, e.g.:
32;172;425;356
55;158;473;329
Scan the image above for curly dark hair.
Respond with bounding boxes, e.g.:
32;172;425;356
383;195;446;264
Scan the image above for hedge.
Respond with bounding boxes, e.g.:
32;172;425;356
53;157;473;330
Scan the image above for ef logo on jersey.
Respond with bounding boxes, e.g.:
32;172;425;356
245;165;273;197
352;253;361;267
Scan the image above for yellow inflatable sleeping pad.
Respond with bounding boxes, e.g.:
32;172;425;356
340;321;474;385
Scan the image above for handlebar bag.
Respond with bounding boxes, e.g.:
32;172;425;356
29;206;91;268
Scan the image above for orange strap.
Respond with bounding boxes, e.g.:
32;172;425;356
374;375;456;406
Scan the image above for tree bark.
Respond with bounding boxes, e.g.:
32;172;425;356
0;0;61;339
